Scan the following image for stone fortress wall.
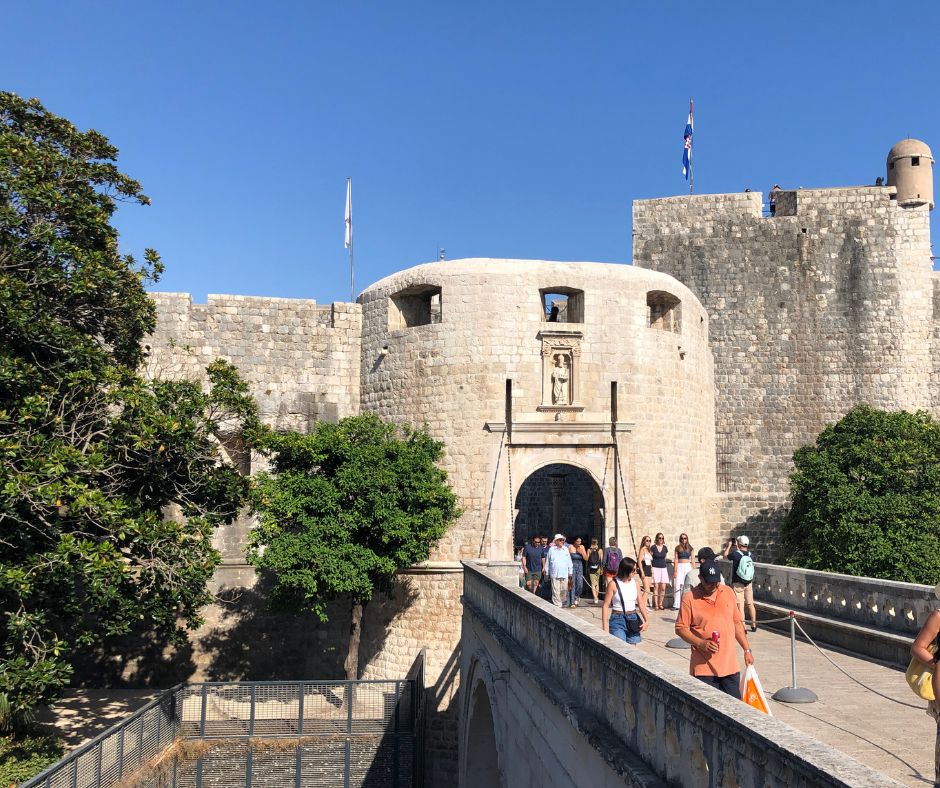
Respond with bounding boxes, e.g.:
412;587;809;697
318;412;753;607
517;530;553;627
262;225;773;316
136;138;935;785
633;184;935;555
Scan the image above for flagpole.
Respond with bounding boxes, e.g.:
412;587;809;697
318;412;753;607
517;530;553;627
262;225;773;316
689;97;694;195
346;177;355;302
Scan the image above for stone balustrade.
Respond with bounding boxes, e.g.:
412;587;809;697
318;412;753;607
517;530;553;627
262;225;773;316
460;560;903;788
743;562;934;636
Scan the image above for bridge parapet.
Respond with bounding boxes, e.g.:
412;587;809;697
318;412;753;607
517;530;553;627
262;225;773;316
460;560;904;788
745;562;933;636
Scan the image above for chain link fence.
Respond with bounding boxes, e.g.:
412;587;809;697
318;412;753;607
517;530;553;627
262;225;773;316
22;672;422;788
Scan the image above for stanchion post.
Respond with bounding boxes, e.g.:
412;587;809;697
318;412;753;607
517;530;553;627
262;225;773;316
771;612;818;704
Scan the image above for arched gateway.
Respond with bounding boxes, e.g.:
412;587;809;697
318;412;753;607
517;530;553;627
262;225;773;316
514;462;604;546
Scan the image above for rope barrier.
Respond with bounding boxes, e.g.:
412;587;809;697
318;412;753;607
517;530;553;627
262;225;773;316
791;616;923;710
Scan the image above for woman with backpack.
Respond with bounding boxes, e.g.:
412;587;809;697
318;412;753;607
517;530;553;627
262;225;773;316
586;538;603;604
650;533;670;611
601;556;649;645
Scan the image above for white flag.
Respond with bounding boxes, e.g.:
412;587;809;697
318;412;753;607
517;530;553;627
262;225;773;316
344;178;352;248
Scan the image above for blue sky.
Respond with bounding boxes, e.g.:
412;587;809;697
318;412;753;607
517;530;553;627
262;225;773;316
4;1;938;303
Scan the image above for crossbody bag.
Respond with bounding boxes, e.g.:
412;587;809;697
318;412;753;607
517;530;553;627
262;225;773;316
615;579;642;636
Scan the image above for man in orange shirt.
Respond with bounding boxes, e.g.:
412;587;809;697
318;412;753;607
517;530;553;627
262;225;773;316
675;560;755;699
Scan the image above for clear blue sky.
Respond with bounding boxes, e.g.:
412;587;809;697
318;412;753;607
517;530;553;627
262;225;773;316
4;1;938;303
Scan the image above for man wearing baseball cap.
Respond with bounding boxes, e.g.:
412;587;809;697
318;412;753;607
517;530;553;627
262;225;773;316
675;559;754;699
723;535;757;632
545;534;574;608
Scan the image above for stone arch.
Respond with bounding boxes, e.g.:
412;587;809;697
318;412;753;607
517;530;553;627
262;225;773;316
513;461;605;547
460;656;504;788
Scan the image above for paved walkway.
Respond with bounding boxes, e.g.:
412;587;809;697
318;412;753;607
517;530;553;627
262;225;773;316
568;599;933;787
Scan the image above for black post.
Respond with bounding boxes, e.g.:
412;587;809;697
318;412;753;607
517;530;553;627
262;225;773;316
611;381;618;543
297;682;305;736
505;379;512;443
248;684;256;738
344;682;353;788
199;685;208;737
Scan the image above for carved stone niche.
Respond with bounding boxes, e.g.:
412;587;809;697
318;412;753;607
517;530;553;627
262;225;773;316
537;328;583;412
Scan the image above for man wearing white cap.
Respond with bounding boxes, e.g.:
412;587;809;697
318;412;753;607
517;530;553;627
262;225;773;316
546;534;574;607
723;535;757;632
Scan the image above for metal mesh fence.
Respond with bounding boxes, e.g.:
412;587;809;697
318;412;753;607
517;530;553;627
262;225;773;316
22;678;420;788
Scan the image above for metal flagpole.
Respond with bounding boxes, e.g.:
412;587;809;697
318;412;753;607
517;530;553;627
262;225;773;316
346;177;354;301
689;98;694;195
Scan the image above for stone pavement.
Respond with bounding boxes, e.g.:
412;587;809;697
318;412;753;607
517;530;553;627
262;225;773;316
567;598;934;787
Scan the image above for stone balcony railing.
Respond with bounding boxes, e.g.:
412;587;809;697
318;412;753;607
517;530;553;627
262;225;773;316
723;561;933;665
461;561;903;788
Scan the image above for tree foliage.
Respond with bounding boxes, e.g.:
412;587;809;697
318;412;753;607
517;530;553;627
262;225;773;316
248;414;460;677
783;405;940;584
0;92;258;713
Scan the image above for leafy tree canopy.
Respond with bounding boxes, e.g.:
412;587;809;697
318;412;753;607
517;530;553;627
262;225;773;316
783;405;940;584
0;92;258;713
248;414;460;678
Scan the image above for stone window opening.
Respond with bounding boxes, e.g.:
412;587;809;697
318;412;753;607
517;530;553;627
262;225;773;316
647;290;681;333
912;157;921;167
540;288;584;323
388;284;442;329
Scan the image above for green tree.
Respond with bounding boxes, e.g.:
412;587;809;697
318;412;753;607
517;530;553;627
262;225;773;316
248;414;460;679
783;405;940;583
0;92;258;714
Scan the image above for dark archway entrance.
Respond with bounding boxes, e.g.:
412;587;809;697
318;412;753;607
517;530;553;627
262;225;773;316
513;463;604;547
465;681;500;786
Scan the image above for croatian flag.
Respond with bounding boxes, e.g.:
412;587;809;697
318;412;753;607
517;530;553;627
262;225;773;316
682;99;693;180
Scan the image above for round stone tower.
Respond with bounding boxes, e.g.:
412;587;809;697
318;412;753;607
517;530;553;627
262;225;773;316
886;138;934;209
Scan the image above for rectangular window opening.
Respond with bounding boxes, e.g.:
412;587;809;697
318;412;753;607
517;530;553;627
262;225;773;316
540;289;584;323
388;285;443;329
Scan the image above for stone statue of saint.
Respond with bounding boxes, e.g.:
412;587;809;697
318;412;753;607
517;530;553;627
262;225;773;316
551;354;570;405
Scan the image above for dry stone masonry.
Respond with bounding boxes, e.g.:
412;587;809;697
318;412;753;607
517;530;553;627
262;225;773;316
138;139;935;785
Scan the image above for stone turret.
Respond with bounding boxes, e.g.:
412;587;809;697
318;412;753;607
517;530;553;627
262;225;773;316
887;138;933;209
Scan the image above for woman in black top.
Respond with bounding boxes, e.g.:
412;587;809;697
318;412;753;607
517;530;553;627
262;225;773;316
650;533;669;611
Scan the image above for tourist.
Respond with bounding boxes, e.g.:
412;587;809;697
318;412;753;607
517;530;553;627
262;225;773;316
601;556;648;645
602;537;623;592
586;538;603;604
682;546;724;594
522;535;543;594
672;533;695;610
637;535;654;598
567;536;587;607
650;533;670;611
515;542;525;588
911;587;940;787
723;535;757;632
545;534;574;607
769;184;781;216
675;560;754;699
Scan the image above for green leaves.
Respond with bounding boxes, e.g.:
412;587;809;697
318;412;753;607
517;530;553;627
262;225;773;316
249;415;460;620
783;406;940;583
0;94;260;716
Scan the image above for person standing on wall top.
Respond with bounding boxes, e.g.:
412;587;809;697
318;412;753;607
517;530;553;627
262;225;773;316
723;535;757;632
546;534;574;607
522;535;544;595
768;184;781;216
675;560;755;699
637;535;654;600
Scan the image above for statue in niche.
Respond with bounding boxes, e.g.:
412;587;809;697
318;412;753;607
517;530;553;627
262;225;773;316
551;353;570;405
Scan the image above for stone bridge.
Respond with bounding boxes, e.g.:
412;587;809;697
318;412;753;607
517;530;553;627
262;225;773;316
458;561;931;788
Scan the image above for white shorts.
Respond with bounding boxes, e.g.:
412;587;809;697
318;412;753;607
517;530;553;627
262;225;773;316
652;566;670;585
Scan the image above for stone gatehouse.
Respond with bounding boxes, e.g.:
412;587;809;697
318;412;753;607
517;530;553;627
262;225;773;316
137;139;935;784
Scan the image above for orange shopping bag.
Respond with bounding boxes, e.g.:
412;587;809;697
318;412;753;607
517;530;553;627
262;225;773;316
740;665;772;715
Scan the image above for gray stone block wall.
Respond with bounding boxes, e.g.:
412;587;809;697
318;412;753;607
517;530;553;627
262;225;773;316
634;188;934;557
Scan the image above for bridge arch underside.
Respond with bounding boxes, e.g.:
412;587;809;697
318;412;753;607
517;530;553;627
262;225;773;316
513;462;604;546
